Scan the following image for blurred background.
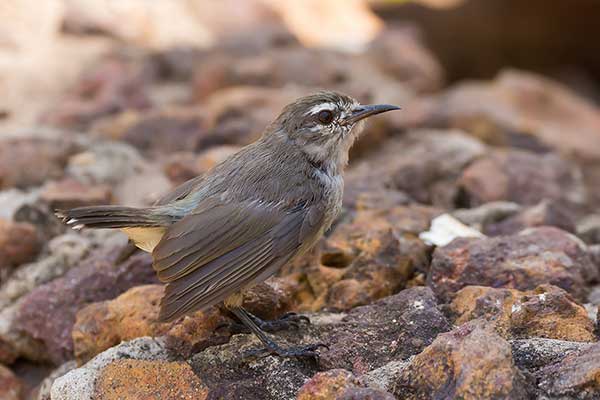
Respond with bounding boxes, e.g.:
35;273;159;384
1;1;600;399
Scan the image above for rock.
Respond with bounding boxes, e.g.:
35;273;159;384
0;233;95;310
577;214;600;244
395;320;529;400
40;178;112;210
65;142;171;206
449;284;595;342
72;284;228;364
51;337;174;400
13;201;66;242
452;201;522;231
0;188;40;220
0;364;23;400
511;338;592;372
419;213;485;247
42;53;151;130
428;227;597;303
538;341;600;399
365;26;444;94
92;106;208;154
35;361;77;400
305;206;436;311
423;69;600;162
297;369;394;400
484;200;576;236
53;287;449;399
0;137;79;189
163;146;240;185
14;251;158;364
458;149;587;209
344;130;485;209
0;219;41;278
94;359;207;399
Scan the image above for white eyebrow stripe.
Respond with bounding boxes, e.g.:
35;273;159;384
305;103;335;115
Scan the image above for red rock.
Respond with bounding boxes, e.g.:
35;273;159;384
0;219;41;275
484;200;576;236
428;227;597;303
15;252;158;364
297;369;394;400
0;137;79;189
40;179;112;210
395;320;528;399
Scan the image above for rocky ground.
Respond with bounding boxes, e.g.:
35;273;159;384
1;16;600;400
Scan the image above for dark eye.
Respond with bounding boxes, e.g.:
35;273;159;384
317;110;334;124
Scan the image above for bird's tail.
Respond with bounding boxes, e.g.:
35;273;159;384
55;205;172;230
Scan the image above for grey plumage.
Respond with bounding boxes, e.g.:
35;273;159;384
57;91;399;356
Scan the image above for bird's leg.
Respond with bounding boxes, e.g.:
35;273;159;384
229;306;327;359
246;311;311;332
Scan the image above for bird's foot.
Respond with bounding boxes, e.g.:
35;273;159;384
217;312;310;334
250;312;310;333
247;342;329;360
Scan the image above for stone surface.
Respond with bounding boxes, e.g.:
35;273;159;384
297;369;394;400
395;320;529;400
0;364;23;400
72;284;227;364
39;178;112;209
15;251;158;364
538;341;600;399
578;214;600;245
94;359;207;399
0;219;41;277
483;200;576;236
458;149;587;209
511;338;592;372
298;205;437;311
0;137;79;189
423;69;600;162
449;284;595;342
428;227;597;303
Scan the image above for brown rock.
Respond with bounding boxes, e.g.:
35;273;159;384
344;130;485;209
366;26;444;94
42;54;151;130
428;227;597;303
92;106;207;154
0;219;41;275
395;320;529;400
163;146;240;185
0;137;79;189
450;284;595;342
0;364;23;400
40;178;112;210
95;359;207;399
538;341;600;399
459;149;586;208
73;285;225;364
15;251;158;364
297;369;394;400
424;69;600;162
484;200;576;236
303;205;437;311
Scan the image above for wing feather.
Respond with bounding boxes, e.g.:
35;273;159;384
153;198;325;322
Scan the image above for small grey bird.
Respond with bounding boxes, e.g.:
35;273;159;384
58;91;399;357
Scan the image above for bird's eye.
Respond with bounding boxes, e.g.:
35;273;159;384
317;110;334;124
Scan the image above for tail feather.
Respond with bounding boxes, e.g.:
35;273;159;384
56;206;171;230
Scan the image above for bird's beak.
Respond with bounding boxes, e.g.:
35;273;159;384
344;104;401;125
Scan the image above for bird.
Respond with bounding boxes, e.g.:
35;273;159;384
57;91;400;358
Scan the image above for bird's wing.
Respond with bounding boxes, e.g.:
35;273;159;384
152;197;325;321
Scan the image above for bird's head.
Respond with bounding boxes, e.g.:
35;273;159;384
270;91;400;174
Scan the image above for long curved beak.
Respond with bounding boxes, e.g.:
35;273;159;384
344;104;401;125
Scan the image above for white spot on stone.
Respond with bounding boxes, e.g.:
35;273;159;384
511;303;522;314
538;293;546;302
419;214;485;247
413;300;425;310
